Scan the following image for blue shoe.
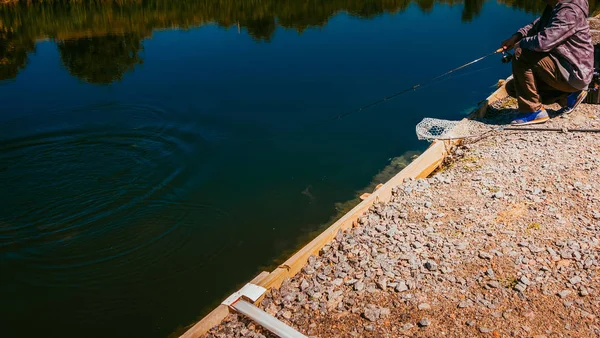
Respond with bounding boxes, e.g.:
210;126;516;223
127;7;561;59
510;108;549;125
562;90;587;114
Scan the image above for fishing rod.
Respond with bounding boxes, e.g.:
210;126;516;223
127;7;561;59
326;48;507;122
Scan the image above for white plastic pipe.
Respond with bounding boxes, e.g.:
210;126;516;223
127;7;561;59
232;299;308;338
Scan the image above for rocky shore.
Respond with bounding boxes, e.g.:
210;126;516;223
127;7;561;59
203;101;600;338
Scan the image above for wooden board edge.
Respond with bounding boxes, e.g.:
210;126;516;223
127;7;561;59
179;271;269;338
472;78;510;119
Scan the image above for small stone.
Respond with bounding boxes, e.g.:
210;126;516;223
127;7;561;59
479;327;492;333
558;290;571;298
458;301;470;308
418;318;430;327
514;282;527;292
303;266;315;275
282;310;292;320
345;279;358;286
365;324;375;331
354;281;365;292
424;260;438;271
363;306;380;322
579;288;589;297
366;283;377;293
396;281;408;292
402;323;414;330
418;303;431;310
488;281;500;288
479;251;492;260
519;276;531;285
466;320;476;326
377;277;388;291
387;226;398;237
486;268;496;279
300;280;310;291
569;276;582;285
412;242;423;249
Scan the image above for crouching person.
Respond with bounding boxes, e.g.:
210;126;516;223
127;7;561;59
501;0;594;125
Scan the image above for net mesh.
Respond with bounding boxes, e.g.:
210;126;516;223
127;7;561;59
416;118;497;141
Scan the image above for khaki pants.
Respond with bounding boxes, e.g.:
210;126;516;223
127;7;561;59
506;47;578;112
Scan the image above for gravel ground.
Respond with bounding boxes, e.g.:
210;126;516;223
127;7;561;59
591;17;599;44
203;102;600;338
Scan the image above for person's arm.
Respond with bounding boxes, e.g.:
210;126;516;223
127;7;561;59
501;18;539;50
519;7;579;52
517;17;541;38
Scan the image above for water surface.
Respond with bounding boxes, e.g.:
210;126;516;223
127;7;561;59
1;0;588;336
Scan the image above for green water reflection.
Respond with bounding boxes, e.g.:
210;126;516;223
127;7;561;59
2;0;596;82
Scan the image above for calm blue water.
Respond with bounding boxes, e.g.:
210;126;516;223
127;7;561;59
0;1;541;336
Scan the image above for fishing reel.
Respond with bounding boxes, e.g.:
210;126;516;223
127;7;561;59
501;51;514;64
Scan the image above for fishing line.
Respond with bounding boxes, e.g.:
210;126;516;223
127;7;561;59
322;48;505;123
242;48;507;144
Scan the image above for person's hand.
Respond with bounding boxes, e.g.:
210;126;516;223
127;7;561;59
501;34;520;51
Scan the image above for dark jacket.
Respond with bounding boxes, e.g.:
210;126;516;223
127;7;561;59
518;0;594;90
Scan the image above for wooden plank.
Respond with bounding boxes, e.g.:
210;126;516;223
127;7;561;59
473;77;510;118
180;271;269;338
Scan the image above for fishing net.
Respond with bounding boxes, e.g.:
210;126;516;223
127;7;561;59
415;118;496;141
416;117;600;142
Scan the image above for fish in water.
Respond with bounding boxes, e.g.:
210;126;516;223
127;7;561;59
301;185;315;203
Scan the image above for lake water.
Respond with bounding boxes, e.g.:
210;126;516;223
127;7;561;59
1;0;593;337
